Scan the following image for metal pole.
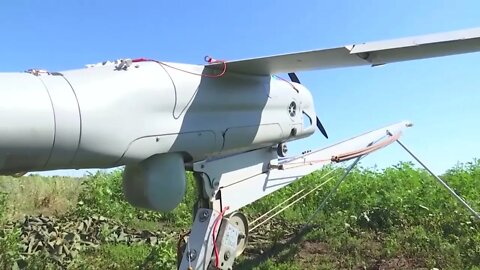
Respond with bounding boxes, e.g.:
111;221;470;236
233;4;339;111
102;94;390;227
306;156;362;224
396;139;480;221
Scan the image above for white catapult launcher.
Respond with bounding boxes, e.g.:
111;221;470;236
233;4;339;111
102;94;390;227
1;28;480;269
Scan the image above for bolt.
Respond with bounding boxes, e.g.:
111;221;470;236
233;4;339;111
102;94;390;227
187;249;197;262
199;210;209;222
224;251;231;261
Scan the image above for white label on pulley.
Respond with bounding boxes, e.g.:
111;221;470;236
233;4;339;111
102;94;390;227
223;223;239;250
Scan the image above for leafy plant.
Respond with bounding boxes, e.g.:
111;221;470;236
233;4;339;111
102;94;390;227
73;170;163;224
0;227;21;269
0;192;6;222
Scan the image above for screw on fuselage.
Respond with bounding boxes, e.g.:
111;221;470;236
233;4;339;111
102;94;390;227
187;249;197;262
199;210;209;222
224;251;231;261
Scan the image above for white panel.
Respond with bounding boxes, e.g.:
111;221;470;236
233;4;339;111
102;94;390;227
40;74;81;168
207;27;480;75
62;62;177;167
223;124;284;150
119;131;219;163
0;73;55;173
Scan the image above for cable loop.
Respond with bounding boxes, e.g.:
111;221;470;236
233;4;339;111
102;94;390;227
132;57;227;78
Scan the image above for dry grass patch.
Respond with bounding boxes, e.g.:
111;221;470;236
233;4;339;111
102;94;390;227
0;175;83;219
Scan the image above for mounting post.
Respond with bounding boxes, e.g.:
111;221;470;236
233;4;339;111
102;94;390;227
179;208;219;270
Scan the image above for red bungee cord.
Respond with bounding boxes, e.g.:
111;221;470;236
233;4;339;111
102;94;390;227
132;56;227;78
212;206;229;268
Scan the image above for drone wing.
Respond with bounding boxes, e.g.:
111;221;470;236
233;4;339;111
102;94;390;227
208;27;480;75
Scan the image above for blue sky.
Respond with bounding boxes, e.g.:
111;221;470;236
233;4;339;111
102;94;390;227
1;1;479;175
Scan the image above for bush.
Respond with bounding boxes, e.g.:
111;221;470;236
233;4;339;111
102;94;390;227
73;170;162;223
73;169;197;228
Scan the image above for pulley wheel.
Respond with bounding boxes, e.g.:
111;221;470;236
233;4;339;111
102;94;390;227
227;212;249;257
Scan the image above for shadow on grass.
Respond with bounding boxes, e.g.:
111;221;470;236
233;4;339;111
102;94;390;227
235;224;320;269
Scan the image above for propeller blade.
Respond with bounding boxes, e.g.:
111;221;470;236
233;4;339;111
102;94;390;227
288;72;301;83
316;116;329;139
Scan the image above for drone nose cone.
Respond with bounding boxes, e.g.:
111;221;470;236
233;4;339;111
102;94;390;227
0;73;55;174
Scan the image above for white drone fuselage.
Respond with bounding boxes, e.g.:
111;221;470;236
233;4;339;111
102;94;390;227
0;61;314;175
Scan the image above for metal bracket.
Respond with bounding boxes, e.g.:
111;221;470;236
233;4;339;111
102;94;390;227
25;69;50;76
179;208;244;270
115;59;133;70
193;148;277;202
179;209;219;270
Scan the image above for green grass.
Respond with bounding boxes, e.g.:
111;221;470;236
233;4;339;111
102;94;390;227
72;242;176;270
0;160;479;269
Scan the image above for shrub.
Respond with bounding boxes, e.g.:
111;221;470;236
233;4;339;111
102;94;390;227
72;169;197;228
73;170;161;222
